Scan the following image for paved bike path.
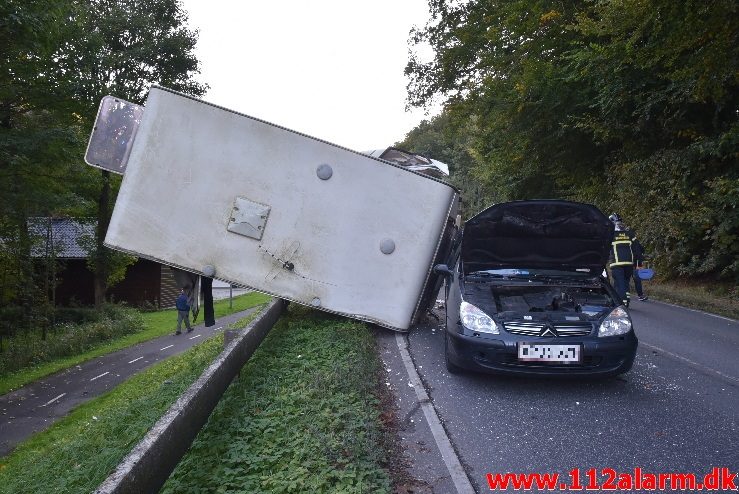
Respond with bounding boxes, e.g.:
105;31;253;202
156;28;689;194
0;306;259;457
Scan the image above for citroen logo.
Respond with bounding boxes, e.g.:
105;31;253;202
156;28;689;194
540;326;557;337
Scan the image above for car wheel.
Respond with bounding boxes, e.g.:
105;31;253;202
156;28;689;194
444;332;463;374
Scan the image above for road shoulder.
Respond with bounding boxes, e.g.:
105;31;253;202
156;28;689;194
375;322;473;494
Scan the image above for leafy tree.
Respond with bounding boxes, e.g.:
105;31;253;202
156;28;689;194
568;0;739;279
406;0;738;281
56;0;208;306
1;0;208;344
397;111;490;217
0;0;86;329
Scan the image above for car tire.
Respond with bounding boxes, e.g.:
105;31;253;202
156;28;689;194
444;332;464;374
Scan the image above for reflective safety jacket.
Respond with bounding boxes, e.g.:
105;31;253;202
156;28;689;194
610;229;637;267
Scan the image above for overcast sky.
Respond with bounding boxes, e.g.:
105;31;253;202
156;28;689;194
179;0;438;152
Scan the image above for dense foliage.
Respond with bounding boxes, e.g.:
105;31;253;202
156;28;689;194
0;304;144;377
0;0;206;337
402;0;738;281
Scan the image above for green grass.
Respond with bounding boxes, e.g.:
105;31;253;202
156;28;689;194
0;318;233;493
0;292;271;395
161;306;391;494
0;305;391;494
647;279;738;320
0;305;145;378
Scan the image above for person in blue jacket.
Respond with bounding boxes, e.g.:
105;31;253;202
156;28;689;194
175;288;193;334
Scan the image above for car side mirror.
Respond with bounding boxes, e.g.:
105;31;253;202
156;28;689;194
434;264;453;278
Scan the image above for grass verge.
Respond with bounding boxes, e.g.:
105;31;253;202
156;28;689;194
0;312;243;493
161;305;391;494
0;305;391;493
0;292;271;395
646;279;738;320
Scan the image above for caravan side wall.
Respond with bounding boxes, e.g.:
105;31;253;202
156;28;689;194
105;87;457;330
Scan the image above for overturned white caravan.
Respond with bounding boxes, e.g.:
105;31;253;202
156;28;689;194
84;87;458;331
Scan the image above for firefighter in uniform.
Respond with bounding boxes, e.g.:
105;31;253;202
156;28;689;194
608;213;639;306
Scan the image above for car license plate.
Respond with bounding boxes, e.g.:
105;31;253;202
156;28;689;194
518;343;581;363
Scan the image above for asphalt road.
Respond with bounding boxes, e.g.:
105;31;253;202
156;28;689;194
404;299;738;492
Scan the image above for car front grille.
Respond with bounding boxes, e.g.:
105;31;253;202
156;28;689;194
503;321;545;336
554;322;593;336
503;321;593;337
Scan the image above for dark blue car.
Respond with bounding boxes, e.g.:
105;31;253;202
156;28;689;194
435;200;638;377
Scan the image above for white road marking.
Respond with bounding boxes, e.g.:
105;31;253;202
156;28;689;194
90;372;109;381
651;300;737;323
128;356;143;364
41;393;66;407
395;333;475;494
189;334;201;340
159;344;174;351
641;341;739;385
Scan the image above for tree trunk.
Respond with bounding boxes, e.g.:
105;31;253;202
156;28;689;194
51;242;57;330
17;214;33;333
94;170;111;308
42;217;51;340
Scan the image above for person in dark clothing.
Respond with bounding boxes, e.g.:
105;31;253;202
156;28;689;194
631;235;648;301
175;288;192;334
608;213;639;306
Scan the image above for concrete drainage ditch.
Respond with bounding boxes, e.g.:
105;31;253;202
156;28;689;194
94;298;287;494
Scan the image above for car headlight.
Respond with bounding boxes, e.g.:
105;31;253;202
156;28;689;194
598;306;632;337
460;301;499;334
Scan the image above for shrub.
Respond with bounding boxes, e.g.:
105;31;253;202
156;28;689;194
0;305;144;377
53;307;103;325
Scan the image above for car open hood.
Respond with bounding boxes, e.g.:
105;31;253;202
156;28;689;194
461;200;613;274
